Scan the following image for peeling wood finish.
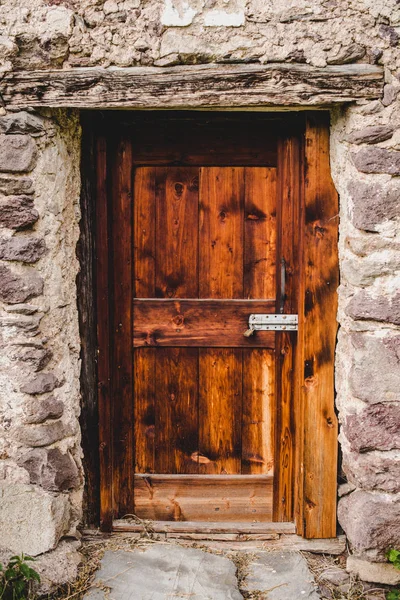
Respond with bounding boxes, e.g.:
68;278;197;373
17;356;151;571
1;63;383;109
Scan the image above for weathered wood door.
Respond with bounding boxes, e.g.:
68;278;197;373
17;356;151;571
93;112;339;537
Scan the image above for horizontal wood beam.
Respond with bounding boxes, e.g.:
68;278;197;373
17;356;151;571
0;63;383;110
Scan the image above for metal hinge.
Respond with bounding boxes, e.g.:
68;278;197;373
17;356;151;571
244;314;298;336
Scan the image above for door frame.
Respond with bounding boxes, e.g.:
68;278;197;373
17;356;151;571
79;110;339;538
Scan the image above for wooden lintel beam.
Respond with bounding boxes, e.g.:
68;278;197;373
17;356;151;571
0;63;383;110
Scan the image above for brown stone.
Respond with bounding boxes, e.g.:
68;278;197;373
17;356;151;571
343;403;400;453
346;291;400;325
19;448;80;491
338;490;400;560
347;181;399;231
0;176;34;195
0;113;45;135
20;373;60;395
0;135;37;173
0;196;39;229
352;147;400;175
343;451;400;493
347;556;400;586
12;345;52;371
13;420;73;447
0;265;44;304
350;334;400;403
345;125;393;145
382;84;399;107
23;396;64;424
327;43;366;65
0;236;46;263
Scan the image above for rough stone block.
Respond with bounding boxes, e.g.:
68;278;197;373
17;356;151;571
12;345;52;371
34;540;81;595
382;84;399;107
23;395;64;424
352;147;400;175
338;491;400;561
0;313;42;335
0;265;44;304
343;403;400;452
0;135;37;173
350;334;400;403
347;181;399;231
0;176;34;195
347;556;400;585
0;113;45;135
14;420;73;447
343;451;400;493
327;43;366;65
346;291;400;325
0;236;46;263
19;448;80;491
20;372;59;395
0;196;39;229
0;482;70;556
345;125;393;145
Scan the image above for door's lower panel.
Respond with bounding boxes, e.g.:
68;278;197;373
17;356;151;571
133;474;273;522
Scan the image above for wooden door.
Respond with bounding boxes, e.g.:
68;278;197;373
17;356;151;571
93;112;339;537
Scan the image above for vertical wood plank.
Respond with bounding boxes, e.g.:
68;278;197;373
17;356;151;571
199;167;244;299
133;168;156;475
198;348;242;475
242;349;275;475
244;167;277;300
96;135;113;531
111;136;134;518
299;113;339;538
155;167;199;299
274;134;301;522
155;348;199;474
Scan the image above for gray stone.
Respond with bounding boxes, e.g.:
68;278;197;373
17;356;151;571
352;147;400;175
338;491;400;561
84;546;243;600
345;125;393;145
11;344;52;371
347;181;399;231
243;551;320;599
19;448;80;491
4;303;38;315
343;403;400;452
0;482;70;556
14;420;73;447
347;556;400;585
0;176;34;195
0;265;44;304
23;395;64;424
0;314;42;335
0;135;37;173
350;334;400;403
346;291;400;325
343;451;400;493
0;113;45;135
382;84;399;107
327;43;366;65
319;567;349;587
0;236;46;263
20;372;60;395
0;196;39;229
35;540;81;595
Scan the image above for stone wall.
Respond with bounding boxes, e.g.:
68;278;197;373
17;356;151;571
0;0;399;588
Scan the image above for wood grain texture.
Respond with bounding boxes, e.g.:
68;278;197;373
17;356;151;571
242;349;275;475
155;348;199;474
198;348;242;475
133;474;273;521
155;167;199;298
95;136;113;531
133;299;275;348
113;520;295;534
298;114;339;539
199;167;244;299
244;167;277;299
134;348;156;474
1;64;384;109
110;136;134;518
